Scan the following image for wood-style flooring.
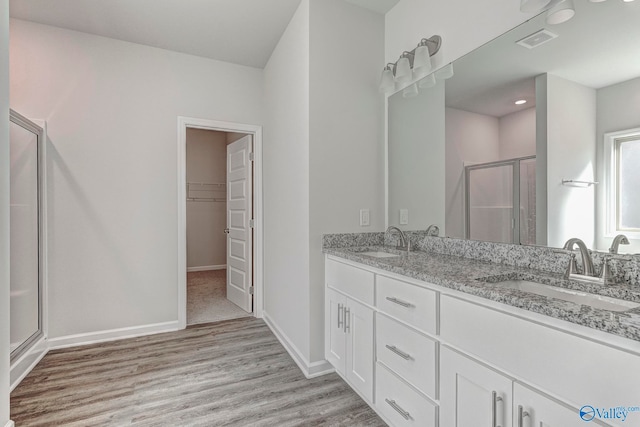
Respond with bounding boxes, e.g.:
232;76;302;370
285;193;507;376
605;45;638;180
11;317;385;426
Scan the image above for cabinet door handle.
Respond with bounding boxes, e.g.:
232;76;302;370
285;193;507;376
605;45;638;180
385;344;412;360
385;296;413;308
337;303;343;329
517;405;530;427
385;398;411;420
344;308;350;333
492;391;503;427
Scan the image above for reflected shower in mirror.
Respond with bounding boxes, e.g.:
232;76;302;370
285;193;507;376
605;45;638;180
387;0;640;254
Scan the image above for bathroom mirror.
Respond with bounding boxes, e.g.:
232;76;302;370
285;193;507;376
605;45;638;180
387;0;640;254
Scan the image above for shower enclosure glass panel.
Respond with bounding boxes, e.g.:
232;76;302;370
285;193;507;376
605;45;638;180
465;156;536;245
467;164;514;243
10;111;43;360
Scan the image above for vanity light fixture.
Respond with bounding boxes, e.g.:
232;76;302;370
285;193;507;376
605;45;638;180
435;63;454;80
379;64;395;93
394;53;413;83
521;0;552;12
546;0;575;24
515;99;527;105
418;73;437;89
379;35;442;94
402;83;419;98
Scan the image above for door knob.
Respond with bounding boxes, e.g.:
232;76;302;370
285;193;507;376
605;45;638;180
224;228;230;234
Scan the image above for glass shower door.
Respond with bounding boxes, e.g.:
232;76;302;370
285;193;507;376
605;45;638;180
10;111;43;360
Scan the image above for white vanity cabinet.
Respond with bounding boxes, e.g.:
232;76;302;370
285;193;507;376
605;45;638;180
325;259;375;403
324;254;640;427
440;346;513;427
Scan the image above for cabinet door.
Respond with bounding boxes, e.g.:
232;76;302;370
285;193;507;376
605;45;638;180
441;346;513;427
513;383;612;427
325;287;347;375
346;297;375;403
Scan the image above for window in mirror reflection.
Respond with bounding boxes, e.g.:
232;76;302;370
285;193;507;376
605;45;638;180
617;136;640;231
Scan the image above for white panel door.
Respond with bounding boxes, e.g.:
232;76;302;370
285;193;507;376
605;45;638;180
226;135;252;312
325;287;347;375
441;346;513;427
346;297;375;403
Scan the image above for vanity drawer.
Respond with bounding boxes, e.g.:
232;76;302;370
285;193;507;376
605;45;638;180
375;363;437;427
376;275;437;335
326;258;374;305
376;314;437;399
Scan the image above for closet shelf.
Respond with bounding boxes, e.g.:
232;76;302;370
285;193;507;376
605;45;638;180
187;182;226;202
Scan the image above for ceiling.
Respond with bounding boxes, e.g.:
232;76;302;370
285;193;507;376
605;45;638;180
344;0;399;14
445;0;640;117
9;0;303;68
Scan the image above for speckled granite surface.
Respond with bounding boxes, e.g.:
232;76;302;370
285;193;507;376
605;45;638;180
322;234;640;342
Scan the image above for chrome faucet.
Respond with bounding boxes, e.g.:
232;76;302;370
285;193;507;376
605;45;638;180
386;226;410;252
426;224;440;237
562;238;595;277
609;234;630;254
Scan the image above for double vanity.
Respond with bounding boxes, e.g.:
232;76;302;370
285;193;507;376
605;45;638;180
323;232;640;427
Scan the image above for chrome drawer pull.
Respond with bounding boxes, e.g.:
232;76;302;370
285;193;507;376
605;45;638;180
344;308;350;333
337;303;343;329
385;398;411;420
492;391;503;427
386;296;413;308
385;344;412;360
517;405;530;427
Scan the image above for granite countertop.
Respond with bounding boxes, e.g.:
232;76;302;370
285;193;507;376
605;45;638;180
324;245;640;343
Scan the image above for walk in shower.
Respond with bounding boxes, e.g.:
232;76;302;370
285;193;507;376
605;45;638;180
465;156;536;245
9;109;45;368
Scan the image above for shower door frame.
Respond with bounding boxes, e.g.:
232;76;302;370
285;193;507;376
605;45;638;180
464;155;536;244
9;109;47;366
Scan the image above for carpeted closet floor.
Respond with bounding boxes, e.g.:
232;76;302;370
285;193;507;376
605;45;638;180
187;270;252;325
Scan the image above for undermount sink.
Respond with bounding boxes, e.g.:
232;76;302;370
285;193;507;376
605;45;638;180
359;251;400;259
494;280;640;313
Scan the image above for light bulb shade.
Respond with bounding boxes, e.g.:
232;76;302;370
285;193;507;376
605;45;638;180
402;83;419;98
520;0;552;12
394;56;412;83
418;73;436;89
379;67;395;93
435;63;454;80
546;0;575;24
413;44;432;75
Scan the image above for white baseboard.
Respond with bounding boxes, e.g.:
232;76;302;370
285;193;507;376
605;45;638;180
187;264;226;272
48;320;181;350
263;312;333;379
4;420;15;427
10;336;49;392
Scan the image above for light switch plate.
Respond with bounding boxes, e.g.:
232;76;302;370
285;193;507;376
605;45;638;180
360;209;370;227
400;209;409;225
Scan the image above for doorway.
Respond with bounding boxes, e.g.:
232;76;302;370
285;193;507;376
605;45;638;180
177;117;263;329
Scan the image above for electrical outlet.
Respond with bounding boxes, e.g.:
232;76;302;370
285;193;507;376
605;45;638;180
360;209;370;227
400;209;409;225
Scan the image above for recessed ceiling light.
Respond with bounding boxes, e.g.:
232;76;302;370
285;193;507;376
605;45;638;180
515;99;527;105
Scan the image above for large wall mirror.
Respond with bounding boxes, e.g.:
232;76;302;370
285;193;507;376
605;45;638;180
387;0;640;254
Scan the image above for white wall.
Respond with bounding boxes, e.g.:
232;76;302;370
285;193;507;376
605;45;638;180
499;107;536;160
386;0;533;70
596;76;640;253
10;19;264;339
263;0;312;366
309;0;384;362
1;0;11;422
445;108;499;238
544;74;596;248
186;129;227;269
389;82;445;231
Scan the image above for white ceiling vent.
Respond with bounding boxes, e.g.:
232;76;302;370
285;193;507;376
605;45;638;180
516;29;559;49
